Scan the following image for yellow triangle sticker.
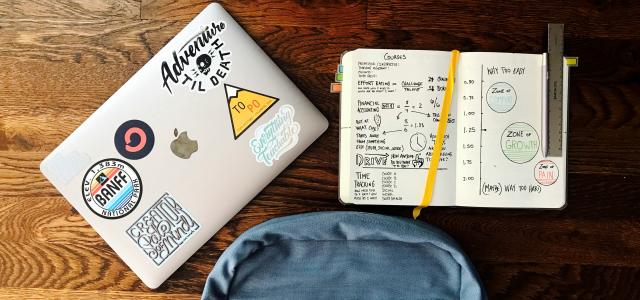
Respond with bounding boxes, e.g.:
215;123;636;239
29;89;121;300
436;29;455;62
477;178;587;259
225;84;279;139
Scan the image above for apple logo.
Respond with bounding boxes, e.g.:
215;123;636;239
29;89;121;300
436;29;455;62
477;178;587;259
170;128;198;159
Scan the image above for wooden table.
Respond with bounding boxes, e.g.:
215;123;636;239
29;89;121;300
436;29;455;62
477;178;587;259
1;0;639;298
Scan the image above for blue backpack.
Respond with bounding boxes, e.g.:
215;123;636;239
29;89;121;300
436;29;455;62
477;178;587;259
202;211;486;299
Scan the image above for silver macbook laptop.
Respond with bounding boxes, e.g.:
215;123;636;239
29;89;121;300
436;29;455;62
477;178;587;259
40;3;328;288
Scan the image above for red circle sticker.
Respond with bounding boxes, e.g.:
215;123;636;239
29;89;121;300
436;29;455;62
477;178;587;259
114;120;155;160
534;160;559;186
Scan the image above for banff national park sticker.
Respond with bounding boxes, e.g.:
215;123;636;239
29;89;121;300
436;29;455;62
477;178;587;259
126;193;200;266
82;158;142;219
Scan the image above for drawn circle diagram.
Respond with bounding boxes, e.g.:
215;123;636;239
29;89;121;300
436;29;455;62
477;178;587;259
409;132;428;152
486;82;517;113
501;122;539;164
534;160;559;186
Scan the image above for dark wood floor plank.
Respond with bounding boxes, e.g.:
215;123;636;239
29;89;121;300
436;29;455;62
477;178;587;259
0;0;140;20
476;262;640;299
140;0;367;28
2;17;639;79
0;288;198;300
367;0;640;39
0;19;168;65
429;214;640;267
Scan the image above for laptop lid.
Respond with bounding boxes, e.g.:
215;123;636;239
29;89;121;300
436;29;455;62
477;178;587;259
40;3;328;288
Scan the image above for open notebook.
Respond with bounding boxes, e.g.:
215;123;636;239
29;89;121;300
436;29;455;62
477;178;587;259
339;49;569;208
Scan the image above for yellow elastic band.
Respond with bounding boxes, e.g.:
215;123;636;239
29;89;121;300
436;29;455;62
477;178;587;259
413;50;460;219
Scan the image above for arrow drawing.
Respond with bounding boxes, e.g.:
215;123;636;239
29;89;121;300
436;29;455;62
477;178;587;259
383;129;402;135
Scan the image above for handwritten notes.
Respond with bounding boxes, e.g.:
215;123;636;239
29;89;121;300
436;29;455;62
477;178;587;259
340;49;567;209
346;49;457;206
455;53;565;208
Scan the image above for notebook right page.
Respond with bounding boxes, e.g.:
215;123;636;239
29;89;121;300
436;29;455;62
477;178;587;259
455;52;566;208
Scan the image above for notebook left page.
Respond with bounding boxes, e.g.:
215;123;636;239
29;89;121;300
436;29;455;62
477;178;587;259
339;49;457;206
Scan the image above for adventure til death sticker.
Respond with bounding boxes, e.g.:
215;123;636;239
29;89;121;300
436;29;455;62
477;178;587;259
161;20;232;94
126;193;200;266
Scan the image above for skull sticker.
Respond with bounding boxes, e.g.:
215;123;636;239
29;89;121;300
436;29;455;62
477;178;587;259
196;54;212;75
160;20;232;94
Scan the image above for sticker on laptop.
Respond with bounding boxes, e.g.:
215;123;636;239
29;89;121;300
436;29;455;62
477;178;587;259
114;120;155;160
126;193;200;266
250;104;301;167
225;84;279;139
161;21;232;94
82;158;142;219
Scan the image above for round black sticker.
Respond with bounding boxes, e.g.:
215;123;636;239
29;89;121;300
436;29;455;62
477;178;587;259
114;120;155;160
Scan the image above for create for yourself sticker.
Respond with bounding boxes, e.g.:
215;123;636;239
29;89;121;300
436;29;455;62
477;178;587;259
250;104;301;167
82;158;142;219
126;193;200;266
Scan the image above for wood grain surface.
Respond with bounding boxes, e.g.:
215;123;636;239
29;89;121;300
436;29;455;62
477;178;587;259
1;0;640;298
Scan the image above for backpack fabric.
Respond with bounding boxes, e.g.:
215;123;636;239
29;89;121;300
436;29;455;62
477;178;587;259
202;211;486;300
